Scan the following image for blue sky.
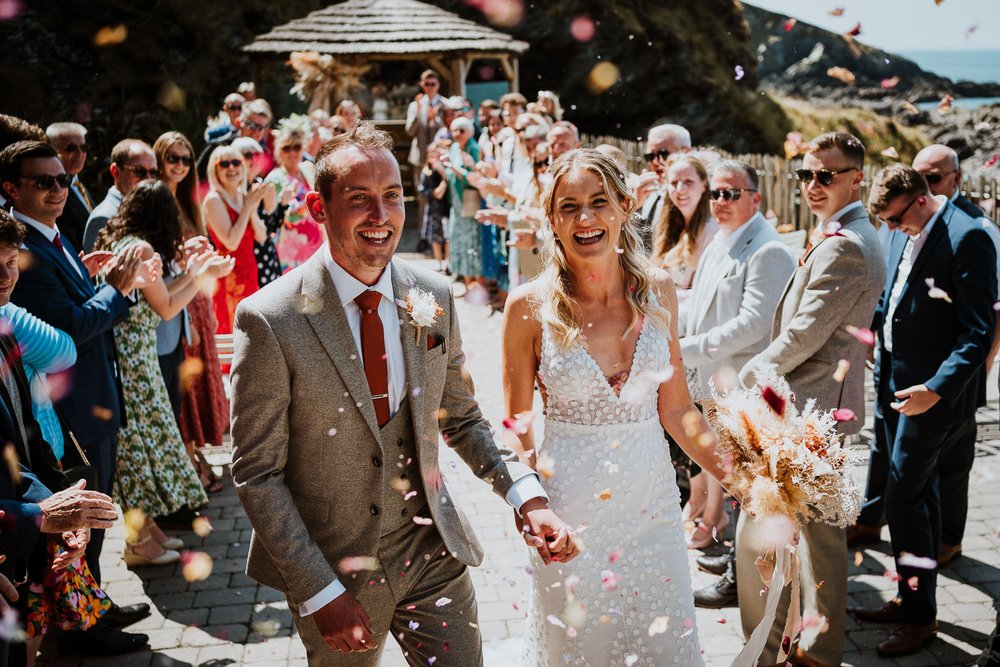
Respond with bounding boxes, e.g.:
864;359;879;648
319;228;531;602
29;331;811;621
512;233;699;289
745;0;998;52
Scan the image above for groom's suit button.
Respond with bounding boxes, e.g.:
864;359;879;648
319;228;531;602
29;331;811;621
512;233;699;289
397;438;403;447
370;505;380;516
401;508;408;517
372;456;382;467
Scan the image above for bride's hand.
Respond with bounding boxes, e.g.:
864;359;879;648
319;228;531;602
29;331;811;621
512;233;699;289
515;499;581;565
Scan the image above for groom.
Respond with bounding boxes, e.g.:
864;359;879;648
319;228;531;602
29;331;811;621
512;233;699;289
230;122;574;665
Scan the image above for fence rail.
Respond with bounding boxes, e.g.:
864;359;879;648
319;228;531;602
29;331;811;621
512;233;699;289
580;133;999;230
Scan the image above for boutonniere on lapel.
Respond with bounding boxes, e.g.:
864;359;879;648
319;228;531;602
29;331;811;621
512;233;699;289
398;287;445;345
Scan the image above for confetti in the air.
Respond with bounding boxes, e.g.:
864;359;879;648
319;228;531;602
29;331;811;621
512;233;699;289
435;597;452;607
985;154;999;169
832;408;856;422
570;16;596;41
595;488;612;501
881;76;900;89
925;278;953;303
833;359;850;384
734;65;745;81
939;95;954;113
601;570;619;591
845;22;861;36
502;411;534;434
846;325;875;346
827;66;856;85
783;17;797;31
93;24;128;47
181;551;213;582
648;616;669;636
881;147;900;160
828;7;845;16
823;221;845;237
898;552;938;570
761;385;786;417
907;576;920;591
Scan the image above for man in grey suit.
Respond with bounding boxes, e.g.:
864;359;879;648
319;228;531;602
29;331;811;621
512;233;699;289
738;132;886;667
678;159;795;608
230;122;575;665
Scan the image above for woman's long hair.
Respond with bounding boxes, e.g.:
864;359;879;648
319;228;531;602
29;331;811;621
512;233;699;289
154;131;205;238
537;149;671;349
96;180;183;262
651;154;710;267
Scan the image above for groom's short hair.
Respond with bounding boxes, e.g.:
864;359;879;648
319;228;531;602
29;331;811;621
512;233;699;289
314;121;395;200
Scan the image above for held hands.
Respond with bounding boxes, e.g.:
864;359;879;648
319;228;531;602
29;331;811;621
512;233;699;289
515;498;580;565
313;592;377;654
890;384;941;416
38;479;118;534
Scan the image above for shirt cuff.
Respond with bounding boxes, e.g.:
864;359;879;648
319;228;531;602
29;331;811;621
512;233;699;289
298;579;347;617
506;474;548;516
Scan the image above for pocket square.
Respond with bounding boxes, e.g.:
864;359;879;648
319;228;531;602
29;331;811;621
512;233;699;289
427;333;446;353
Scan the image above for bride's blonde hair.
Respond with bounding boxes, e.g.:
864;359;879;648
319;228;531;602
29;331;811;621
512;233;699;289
537;149;671;349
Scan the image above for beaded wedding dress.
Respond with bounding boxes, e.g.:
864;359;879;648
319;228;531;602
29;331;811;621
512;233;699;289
522;317;704;666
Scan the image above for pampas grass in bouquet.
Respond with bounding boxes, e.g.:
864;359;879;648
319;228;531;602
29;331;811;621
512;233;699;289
707;370;862;528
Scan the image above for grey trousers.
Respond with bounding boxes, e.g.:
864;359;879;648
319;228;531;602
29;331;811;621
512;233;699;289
291;520;483;666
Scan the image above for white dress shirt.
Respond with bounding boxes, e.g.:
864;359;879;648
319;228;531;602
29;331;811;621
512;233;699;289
883;196;946;353
300;249;547;616
13;210;85;281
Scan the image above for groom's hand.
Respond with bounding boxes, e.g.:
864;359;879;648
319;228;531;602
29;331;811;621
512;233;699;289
516;498;580;565
313;592;377;653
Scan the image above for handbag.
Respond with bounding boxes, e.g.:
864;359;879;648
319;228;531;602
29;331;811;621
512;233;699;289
461;186;481;217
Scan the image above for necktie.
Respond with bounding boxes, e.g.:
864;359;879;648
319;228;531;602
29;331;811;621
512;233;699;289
74;180;93;210
51;233;64;251
798;240;813;267
355;291;390;427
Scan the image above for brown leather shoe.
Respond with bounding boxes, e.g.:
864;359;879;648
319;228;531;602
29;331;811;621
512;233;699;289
938;543;962;567
788;646;836;667
845;522;882;547
876;621;938;657
850;597;904;623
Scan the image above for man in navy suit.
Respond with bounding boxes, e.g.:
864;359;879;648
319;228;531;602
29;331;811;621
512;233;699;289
0;140;142;587
852;164;997;657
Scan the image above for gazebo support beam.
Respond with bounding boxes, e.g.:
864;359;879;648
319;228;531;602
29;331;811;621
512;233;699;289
450;55;468;98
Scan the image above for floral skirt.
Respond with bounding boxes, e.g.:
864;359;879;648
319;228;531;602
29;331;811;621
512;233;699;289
27;539;111;638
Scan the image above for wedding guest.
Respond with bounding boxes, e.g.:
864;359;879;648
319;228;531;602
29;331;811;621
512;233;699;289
234;136;286;288
46;122;94;251
83;139;158;251
406;70;443;186
96;181;233;562
739;132;886;667
203;93;245;145
197;98;274;179
335;100;361;130
677;160;795;602
635;124;693;252
852;164;995;658
536;90;563;124
650;154;718;301
418;141;451;274
203;146;266;339
264;124;324;273
445;117;483;286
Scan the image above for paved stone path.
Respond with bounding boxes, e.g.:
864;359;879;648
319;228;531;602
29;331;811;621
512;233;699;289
39;255;999;666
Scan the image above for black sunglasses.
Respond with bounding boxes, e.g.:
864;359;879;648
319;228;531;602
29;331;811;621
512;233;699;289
218;159;243;169
709;187;756;202
19;173;73;190
922;170;955;185
61;142;90;154
643;149;671;162
280;143;303;153
878;196;919;227
534;159;549;169
124;165;159;179
243;119;269;131
224;104;243;112
795;167;856;186
164;153;193;166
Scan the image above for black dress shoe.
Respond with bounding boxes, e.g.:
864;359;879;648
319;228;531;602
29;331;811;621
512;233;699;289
60;621;149;656
155;506;202;530
697;553;731;576
694;574;738;608
102;602;151;629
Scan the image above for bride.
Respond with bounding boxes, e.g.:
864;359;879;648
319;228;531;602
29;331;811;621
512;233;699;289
502;149;728;665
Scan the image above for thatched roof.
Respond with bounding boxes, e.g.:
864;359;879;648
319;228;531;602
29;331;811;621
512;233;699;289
244;0;529;57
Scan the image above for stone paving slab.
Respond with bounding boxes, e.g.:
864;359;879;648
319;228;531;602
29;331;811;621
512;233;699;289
40;255;999;666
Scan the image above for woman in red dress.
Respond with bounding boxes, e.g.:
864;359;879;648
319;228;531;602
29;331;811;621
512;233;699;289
202;145;267;342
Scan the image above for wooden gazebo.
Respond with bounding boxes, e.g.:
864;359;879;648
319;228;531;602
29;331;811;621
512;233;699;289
243;0;529;100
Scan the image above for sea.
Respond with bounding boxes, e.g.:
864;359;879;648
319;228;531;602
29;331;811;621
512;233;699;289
901;49;1000;109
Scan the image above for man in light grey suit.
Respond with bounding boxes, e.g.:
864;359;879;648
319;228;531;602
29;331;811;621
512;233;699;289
738;133;886;667
230;122;575;666
679;160;795;609
405;70;442;179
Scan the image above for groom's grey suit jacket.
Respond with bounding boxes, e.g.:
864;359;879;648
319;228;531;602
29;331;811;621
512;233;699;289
679;214;795;398
230;253;535;608
740;204;886;435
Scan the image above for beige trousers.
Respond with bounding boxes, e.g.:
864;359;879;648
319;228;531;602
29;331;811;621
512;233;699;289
736;512;847;666
291;520;483;666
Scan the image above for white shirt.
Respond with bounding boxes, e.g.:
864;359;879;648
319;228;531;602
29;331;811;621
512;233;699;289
12;210;85;281
301;249;547;616
883;196;946;353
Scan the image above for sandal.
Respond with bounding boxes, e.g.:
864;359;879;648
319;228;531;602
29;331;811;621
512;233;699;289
194;450;224;494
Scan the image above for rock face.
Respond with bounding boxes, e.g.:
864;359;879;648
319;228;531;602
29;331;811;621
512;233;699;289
742;1;1000;103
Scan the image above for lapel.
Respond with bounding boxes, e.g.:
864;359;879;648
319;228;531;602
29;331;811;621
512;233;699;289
389;257;428;449
300;254;381;442
883;230;908;303
895;203;951;310
23;226;94;297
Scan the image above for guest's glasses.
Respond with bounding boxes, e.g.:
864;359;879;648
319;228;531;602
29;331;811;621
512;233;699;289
878;196;919;227
643;149;670;163
164;153;193;166
280;143;303;153
124;165;159;179
218;159;243;169
243;119;269;131
18;173;73;190
921;170;956;185
709;187;756;202
795;167;856;186
61;142;90;154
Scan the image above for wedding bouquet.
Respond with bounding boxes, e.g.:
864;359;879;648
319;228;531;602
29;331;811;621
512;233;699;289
707;370;862;528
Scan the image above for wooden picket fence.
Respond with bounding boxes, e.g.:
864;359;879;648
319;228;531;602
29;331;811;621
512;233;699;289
581;133;999;231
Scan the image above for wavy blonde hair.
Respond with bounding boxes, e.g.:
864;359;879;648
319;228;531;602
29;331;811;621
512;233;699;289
538;149;671;349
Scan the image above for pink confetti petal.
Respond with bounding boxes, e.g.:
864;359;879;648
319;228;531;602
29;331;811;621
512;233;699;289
783;17;797;31
761;385;786;417
907;576;920;591
898;552;938;570
845;325;875;346
833;408;856;422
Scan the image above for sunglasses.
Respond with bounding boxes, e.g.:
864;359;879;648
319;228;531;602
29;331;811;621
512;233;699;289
422;80;439;87
795;167;856;186
19;173;73;190
224;104;243;112
280;143;303;153
643;149;671;162
922;170;956;185
61;142;90;154
243;119;269;131
709;187;756;202
218;159;243;169
124;165;159;179
164;153;193;166
878;196;919;227
534;159;549;169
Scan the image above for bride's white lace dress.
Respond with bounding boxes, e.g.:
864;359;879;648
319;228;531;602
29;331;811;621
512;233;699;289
523;317;704;666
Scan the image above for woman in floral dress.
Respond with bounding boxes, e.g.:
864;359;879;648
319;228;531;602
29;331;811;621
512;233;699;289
96;181;233;565
265;125;324;272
